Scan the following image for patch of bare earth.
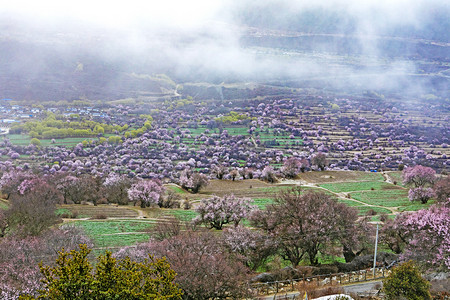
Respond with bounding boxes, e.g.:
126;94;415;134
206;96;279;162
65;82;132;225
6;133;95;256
201;179;281;198
297;171;378;183
59;204;139;219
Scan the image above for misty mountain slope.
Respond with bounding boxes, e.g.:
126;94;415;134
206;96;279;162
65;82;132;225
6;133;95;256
233;1;450;43
0;0;449;101
0;39;178;101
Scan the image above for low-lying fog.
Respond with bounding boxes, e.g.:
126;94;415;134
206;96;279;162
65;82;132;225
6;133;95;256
0;0;448;100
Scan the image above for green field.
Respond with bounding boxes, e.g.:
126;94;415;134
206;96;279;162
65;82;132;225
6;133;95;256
171;125;303;149
397;201;435;212
387;172;406;186
319;181;399;193
167;185;188;194
163;209;198;221
55;208;72;216
223;127;250;136
5;134;98;147
252;198;275;208
337;198;364;207
354;206;392;215
357;172;385;181
74;219;153;248
92;233;151;248
350;189;411;207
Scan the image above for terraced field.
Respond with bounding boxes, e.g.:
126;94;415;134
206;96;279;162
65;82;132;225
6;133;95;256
72;219;153;248
6;134;99;147
1;170;436;250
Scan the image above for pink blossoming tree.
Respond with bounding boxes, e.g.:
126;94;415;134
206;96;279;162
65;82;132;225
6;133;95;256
408;187;435;204
194;194;255;230
127;179;165;208
400;202;450;271
222;225;276;270
281;157;301;179
402;165;436;188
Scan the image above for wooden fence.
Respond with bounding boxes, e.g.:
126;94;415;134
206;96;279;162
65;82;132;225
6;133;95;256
248;267;389;297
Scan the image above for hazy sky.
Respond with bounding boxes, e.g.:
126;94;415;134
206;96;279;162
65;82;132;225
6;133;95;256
1;0;224;29
3;0;446;30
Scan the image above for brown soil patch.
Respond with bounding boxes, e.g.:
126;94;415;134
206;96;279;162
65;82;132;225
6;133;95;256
202;179;282;198
298;171;374;183
381;184;404;190
59;204;139;218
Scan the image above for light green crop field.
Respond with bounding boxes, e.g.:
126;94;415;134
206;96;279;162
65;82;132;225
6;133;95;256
223;127;250;136
252;198;275;209
337;198;363;207
319;181;400;193
55;208;72;216
167;185;189;194
163;209;198;221
387;172;406;186
74;219;153;248
397;201;435;212
5;134;98;147
58;205;139;219
350;189;416;208
93;233;151;248
355;206;392;215
0;202;8;210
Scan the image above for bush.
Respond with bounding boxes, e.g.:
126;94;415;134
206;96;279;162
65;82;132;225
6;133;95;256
182;199;191;210
433;176;450;202
366;209;377;216
96;198;108;205
379;213;388;222
160;190;181;208
311;264;339;275
22;244;182;299
90;214;107;220
382;261;431;300
6;180;62;236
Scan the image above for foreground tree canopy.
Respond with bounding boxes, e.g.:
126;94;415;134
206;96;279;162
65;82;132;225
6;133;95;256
380;200;450;271
116;230;249;300
21;244;182;300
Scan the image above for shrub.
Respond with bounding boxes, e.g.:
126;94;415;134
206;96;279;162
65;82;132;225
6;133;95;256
433;176;450;202
160;190;181;208
91;214;107;220
383;261;431;300
366;209;377;216
22;244;182;299
182;199;191;210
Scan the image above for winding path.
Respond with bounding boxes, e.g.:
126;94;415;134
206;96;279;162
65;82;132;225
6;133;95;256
278;173;405;216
